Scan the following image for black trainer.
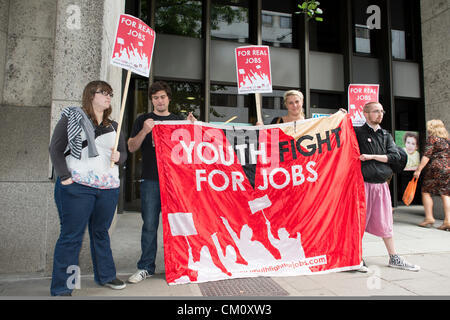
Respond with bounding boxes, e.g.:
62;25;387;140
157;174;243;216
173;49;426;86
103;278;126;290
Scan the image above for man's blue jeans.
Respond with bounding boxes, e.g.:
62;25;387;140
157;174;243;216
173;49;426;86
51;178;119;296
137;179;161;274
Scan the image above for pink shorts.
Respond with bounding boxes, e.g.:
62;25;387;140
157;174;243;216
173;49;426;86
364;182;393;238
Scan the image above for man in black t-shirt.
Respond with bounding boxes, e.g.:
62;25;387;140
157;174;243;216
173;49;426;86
127;81;196;283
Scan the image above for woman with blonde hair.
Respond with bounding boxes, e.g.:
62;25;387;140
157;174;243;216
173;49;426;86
414;119;449;230
270;90;305;124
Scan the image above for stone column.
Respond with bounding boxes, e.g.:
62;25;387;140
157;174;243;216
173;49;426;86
0;0;57;275
421;0;450;124
0;0;125;276
420;0;449;220
51;0;125;132
48;0;125;274
0;0;8;104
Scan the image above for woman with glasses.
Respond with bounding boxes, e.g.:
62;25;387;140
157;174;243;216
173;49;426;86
49;80;127;296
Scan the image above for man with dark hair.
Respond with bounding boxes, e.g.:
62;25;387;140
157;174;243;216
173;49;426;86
127;81;196;283
355;101;420;272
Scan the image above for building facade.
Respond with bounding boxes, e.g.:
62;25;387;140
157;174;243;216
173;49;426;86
0;0;448;275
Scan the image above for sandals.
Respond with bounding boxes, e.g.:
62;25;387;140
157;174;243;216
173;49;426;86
418;219;435;228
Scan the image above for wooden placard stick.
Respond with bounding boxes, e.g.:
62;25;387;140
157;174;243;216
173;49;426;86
110;70;131;168
255;93;263;124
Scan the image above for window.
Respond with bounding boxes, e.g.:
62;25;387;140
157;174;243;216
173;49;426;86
309;1;342;53
395;98;424;205
162;80;202;119
354;24;371;54
262;14;273;27
124;78;150;209
352;0;381;56
280;16;291;29
211;0;249;42
262;96;278;109
395;98;421;131
155;0;202;38
260;89;286;124
310;92;343;117
211;93;237;107
209;85;250;123
390;0;416;60
262;1;293;48
138;0;150;23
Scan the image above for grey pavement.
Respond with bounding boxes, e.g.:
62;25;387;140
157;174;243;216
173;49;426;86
1;205;450;298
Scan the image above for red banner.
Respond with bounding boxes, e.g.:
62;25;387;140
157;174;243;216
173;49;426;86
153;112;366;284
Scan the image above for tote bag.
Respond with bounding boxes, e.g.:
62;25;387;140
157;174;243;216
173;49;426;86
402;177;418;206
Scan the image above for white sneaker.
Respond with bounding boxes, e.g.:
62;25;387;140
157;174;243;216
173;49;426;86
128;269;151;283
388;254;420;272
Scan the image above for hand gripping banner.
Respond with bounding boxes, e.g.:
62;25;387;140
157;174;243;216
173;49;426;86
152;112;366;284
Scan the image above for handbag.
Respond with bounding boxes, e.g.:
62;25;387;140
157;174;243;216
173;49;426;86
402;177;418;206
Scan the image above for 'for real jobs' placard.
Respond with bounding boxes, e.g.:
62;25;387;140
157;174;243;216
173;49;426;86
348;84;379;127
110;14;156;78
235;46;272;94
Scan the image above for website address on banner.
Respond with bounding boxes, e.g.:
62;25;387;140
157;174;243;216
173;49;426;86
244;255;327;274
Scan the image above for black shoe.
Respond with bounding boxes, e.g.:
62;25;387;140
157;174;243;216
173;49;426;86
57;292;72;296
103;278;126;290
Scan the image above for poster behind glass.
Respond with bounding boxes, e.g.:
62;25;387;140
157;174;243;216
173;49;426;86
395;131;420;171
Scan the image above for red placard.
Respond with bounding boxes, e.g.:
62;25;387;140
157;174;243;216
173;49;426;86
348;84;379;126
235;46;272;94
110;14;156;77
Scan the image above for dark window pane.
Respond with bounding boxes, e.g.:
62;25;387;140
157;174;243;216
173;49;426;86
262;1;293;48
390;0;415;60
211;0;249;42
155;0;202;38
261;90;286;124
352;0;381;56
309;1;342;53
310;92;343;117
155;80;202;119
210;85;250;123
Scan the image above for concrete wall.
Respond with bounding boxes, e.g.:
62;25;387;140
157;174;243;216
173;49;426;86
421;0;450;125
0;0;57;275
0;0;9;104
420;0;449;219
0;0;125;276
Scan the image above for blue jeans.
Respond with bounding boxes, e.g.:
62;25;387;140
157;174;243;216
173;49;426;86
137;179;161;274
50;178;119;296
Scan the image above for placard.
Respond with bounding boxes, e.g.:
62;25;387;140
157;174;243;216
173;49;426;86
348;84;379;127
235;46;272;94
111;14;156;78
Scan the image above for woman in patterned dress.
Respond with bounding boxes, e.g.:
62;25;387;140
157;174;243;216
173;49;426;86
414;119;450;230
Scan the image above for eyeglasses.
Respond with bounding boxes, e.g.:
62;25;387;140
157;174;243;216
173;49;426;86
95;90;114;98
369;110;386;115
